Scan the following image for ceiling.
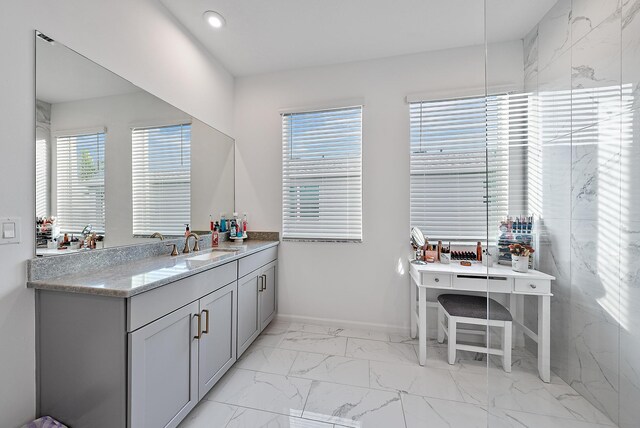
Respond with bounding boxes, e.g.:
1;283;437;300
36;36;141;104
160;0;557;76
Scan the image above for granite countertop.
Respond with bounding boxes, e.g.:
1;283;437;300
27;240;279;298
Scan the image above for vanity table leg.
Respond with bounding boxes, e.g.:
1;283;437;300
410;278;417;339
538;295;550;382
418;287;427;366
509;294;517;348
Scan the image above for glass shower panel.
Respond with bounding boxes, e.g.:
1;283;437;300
407;4;488;426
484;0;577;425
619;1;640;427
485;0;631;426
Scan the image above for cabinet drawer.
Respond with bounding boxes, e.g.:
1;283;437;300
514;278;550;294
238;246;278;278
421;273;451;288
453;274;512;293
128;261;237;332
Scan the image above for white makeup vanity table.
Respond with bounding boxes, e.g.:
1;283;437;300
409;261;555;382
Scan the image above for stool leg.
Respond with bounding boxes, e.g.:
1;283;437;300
503;322;512;373
448;318;456;365
437;304;445;344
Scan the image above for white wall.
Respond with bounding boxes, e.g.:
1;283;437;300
49;91;234;247
235;41;524;332
0;1;234;426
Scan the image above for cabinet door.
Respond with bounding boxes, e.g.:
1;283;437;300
198;281;237;400
259;261;278;331
237;272;260;357
129;301;199;428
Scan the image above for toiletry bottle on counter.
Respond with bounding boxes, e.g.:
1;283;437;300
476;242;482;262
242;213;248;237
220;214;227;232
212;223;219;247
184;224;190;237
230;212;238;237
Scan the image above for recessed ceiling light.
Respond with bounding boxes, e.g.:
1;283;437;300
203;11;226;29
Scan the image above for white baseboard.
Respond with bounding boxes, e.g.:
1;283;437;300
275;313;410;336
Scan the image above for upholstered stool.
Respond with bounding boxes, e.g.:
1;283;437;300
437;294;513;372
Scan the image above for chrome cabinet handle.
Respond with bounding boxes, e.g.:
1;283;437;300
202;309;209;334
529;283;537;289
258;276;264;292
194;313;202;339
434;277;440;283
262;274;267;290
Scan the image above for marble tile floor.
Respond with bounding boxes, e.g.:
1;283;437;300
179;320;616;428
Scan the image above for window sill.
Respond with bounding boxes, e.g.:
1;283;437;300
283;237;363;243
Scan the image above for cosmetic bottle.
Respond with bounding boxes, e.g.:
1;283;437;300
230;213;238;238
212;223;219;247
242;213;248;237
220;214;227;232
184;224;190;237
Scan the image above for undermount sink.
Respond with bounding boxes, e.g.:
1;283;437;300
186;250;238;267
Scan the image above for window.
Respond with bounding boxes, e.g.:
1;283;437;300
35;138;48;218
132;123;191;236
56;131;106;234
410;93;528;242
282;106;363;241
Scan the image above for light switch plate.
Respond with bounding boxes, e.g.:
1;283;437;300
0;217;21;245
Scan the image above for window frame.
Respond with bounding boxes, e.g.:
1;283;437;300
281;105;364;242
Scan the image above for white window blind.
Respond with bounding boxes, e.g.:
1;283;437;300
56;132;105;234
132;123;191;236
282;106;363;241
36;138;48;218
410;93;528;242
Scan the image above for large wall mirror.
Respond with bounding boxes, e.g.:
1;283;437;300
34;32;235;256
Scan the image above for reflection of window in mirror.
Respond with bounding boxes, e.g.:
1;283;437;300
35;139;48;217
56;131;106;234
132;123;191;236
35;100;51;218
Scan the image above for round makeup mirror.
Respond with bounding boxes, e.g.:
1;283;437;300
410;227;426;248
410;227;426;264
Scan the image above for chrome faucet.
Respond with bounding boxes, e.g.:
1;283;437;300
183;232;201;254
150;232;165;241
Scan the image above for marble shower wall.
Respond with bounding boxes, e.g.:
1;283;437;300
520;0;640;426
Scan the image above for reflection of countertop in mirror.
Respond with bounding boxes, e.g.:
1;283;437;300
27;240;279;298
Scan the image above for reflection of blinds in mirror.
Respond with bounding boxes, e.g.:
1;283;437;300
282;106;363;241
56;132;105;234
36;138;48;218
410;93;527;242
132;124;191;236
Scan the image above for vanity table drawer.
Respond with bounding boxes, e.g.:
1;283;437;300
453;275;512;293
514;278;550;294
422;273;451;287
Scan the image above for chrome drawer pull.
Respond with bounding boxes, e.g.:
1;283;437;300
434;277;440;283
529;283;537;289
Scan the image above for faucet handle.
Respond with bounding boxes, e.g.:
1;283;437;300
166;243;178;256
193;238;202;252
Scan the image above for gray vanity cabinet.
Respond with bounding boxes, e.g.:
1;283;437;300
237;258;278;356
129;301;199;428
198;281;237;400
237;271;261;356
35;244;278;428
260;260;278;331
